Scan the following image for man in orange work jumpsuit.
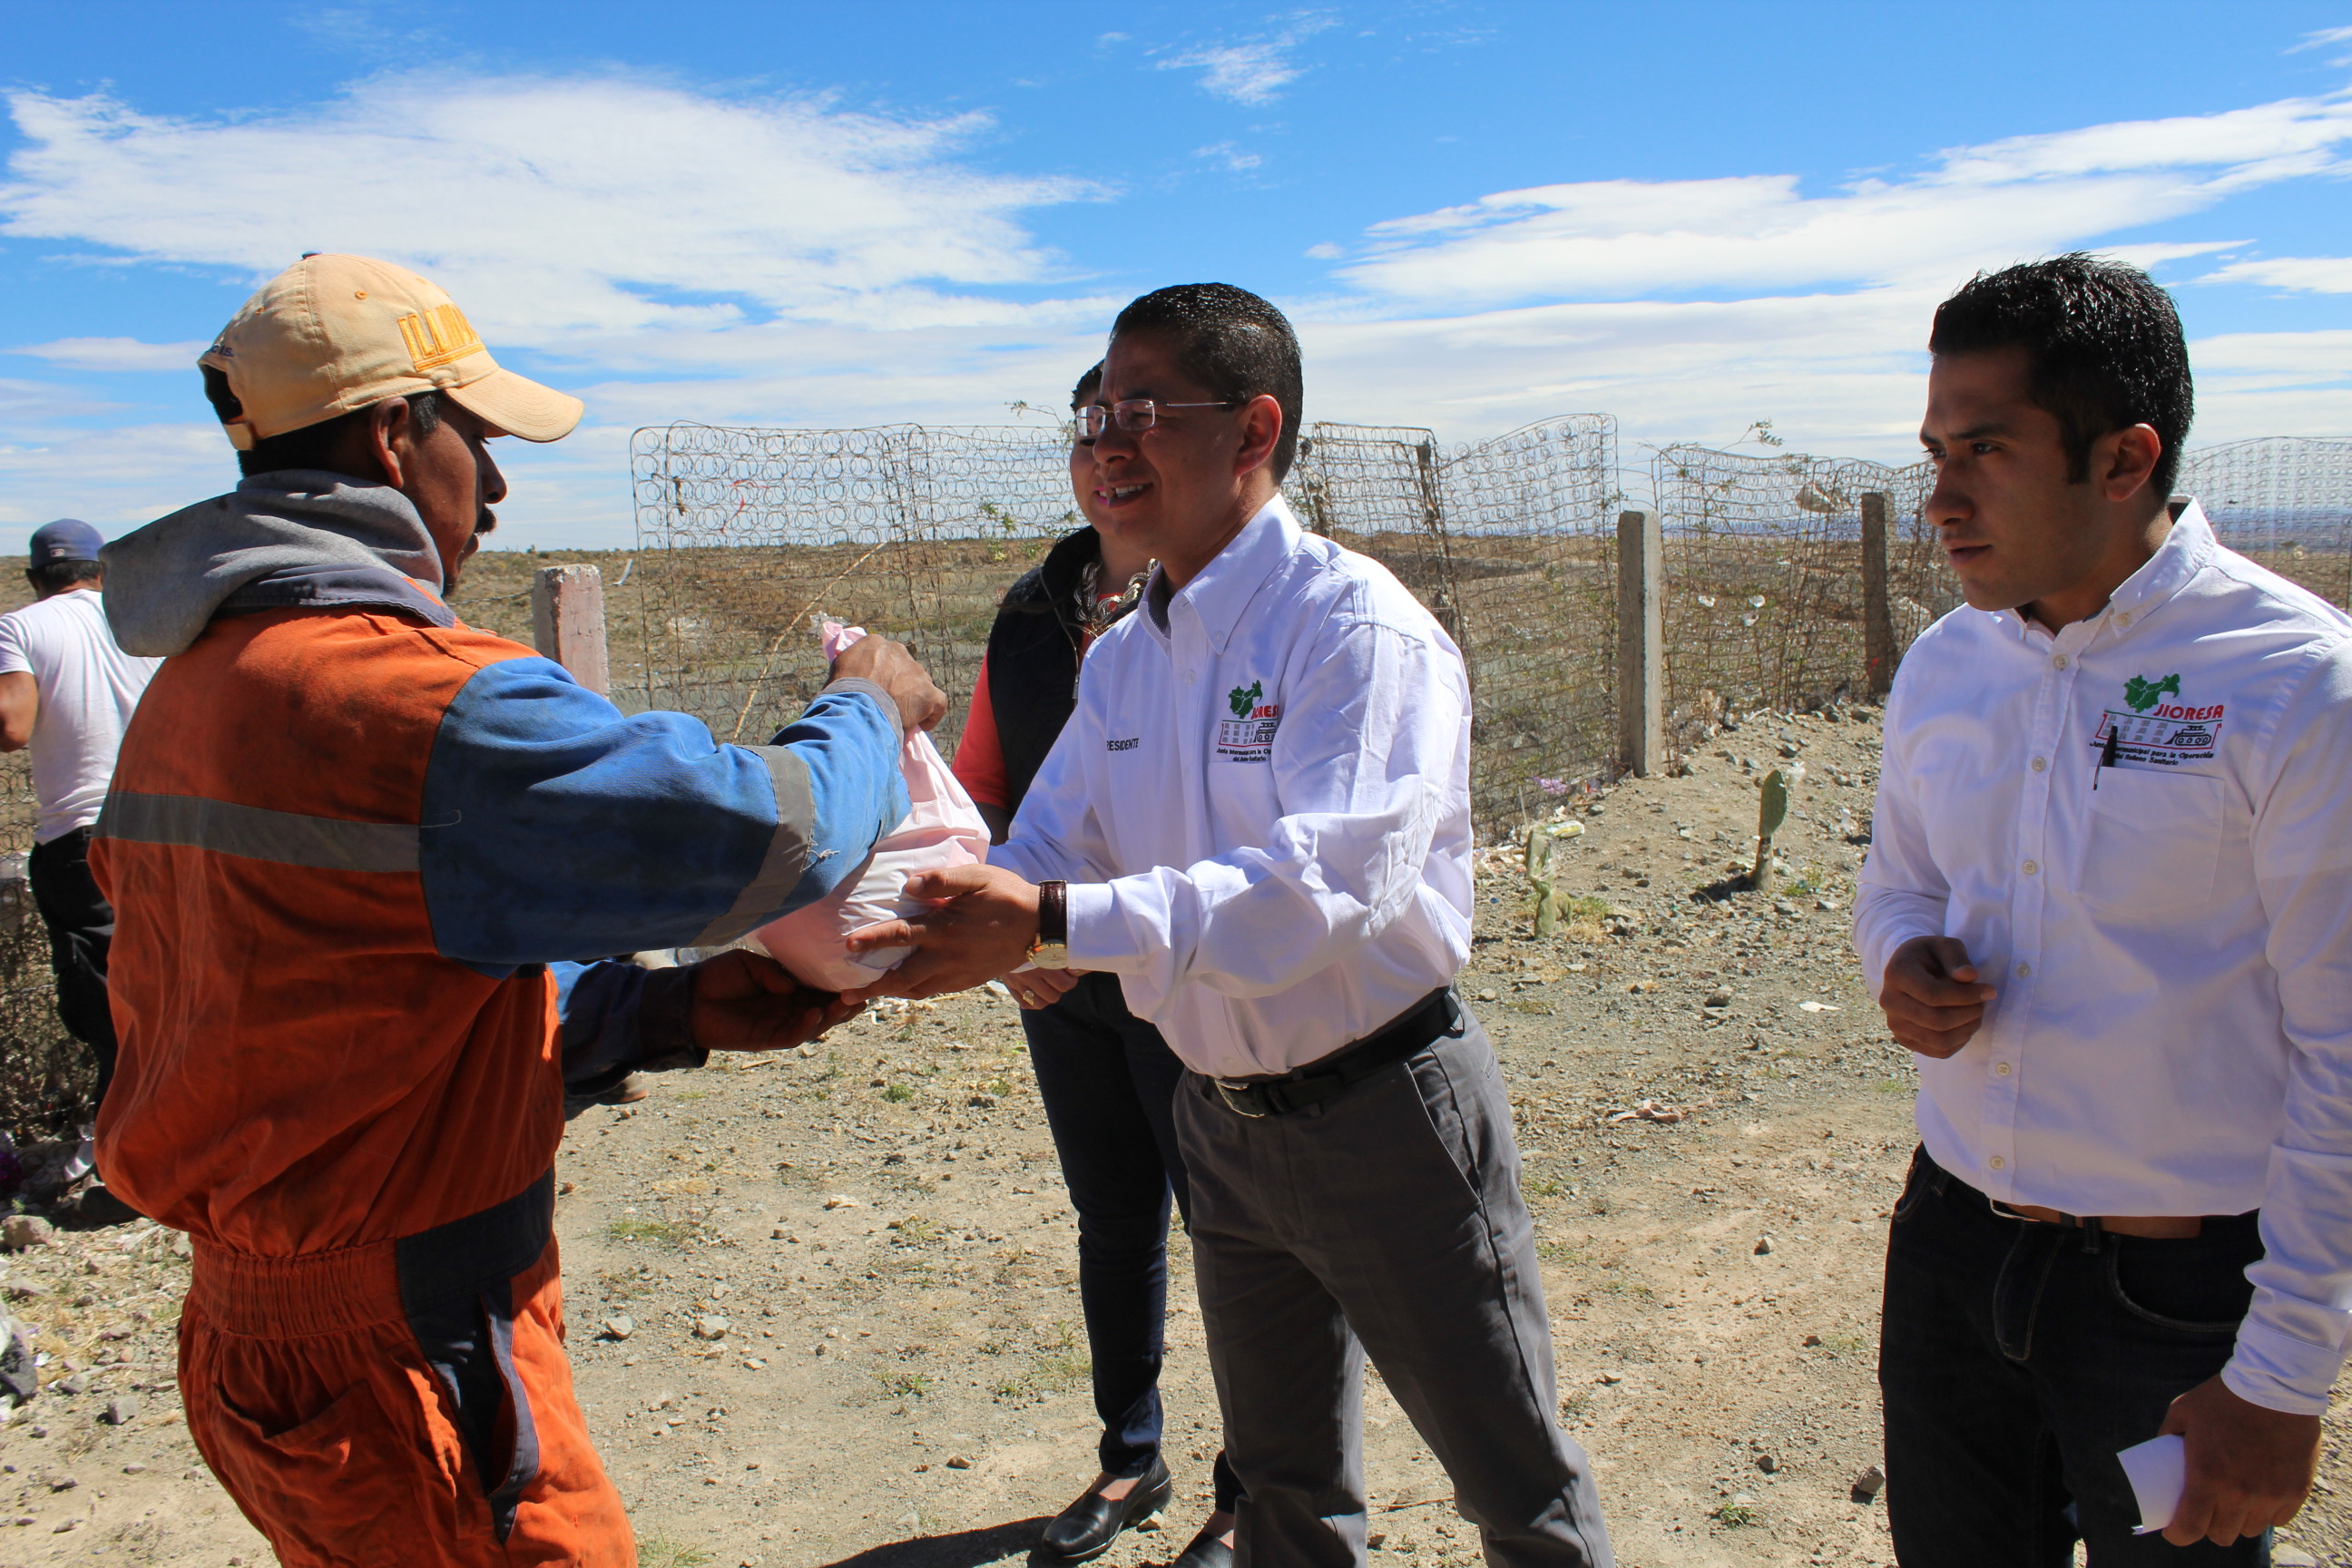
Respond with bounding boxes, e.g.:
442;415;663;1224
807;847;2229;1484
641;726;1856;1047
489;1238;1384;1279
89;254;946;1567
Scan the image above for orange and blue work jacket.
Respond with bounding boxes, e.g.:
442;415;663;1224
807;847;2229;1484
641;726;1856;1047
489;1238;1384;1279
92;471;906;1251
83;472;908;1553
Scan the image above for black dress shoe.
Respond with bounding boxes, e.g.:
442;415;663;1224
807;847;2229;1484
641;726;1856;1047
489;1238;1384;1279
1036;1458;1172;1562
1170;1524;1235;1568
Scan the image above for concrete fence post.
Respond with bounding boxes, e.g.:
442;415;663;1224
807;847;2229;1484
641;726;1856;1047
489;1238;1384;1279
533;564;610;696
1860;492;1896;699
1615;507;1664;778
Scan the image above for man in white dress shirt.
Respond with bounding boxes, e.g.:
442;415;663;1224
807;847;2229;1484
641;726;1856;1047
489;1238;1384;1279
1857;254;2352;1561
847;283;1612;1568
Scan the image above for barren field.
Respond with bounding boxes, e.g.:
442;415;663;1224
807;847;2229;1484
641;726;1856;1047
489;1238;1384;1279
5;706;2350;1567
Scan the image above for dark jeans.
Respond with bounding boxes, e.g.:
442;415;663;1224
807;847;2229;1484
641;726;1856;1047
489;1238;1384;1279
1881;1146;2270;1566
1024;971;1240;1512
28;825;118;1111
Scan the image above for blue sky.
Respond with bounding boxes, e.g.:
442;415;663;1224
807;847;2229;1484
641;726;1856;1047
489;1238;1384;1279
4;0;2350;548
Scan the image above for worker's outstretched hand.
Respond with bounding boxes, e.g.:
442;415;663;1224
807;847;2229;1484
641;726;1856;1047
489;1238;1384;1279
838;863;1041;1003
689;948;863;1054
830;634;947;732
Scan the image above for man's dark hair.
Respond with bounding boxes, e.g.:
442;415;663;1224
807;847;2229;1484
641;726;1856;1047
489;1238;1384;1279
1111;283;1303;482
26;559;102;595
1071;360;1103;411
1929;253;2193;496
201;366;445;479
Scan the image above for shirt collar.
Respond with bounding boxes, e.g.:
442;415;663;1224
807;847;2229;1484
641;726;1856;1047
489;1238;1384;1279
1985;496;2214;645
1145;495;1301;655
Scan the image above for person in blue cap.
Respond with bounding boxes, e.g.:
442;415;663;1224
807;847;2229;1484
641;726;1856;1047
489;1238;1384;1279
0;519;162;1222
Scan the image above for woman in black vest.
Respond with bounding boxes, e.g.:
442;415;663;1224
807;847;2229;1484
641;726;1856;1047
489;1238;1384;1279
953;364;1239;1568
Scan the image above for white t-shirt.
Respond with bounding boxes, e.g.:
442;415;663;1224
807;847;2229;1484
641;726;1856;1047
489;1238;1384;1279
0;590;162;843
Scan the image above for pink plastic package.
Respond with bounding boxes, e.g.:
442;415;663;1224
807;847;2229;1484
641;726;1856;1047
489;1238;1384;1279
748;622;990;991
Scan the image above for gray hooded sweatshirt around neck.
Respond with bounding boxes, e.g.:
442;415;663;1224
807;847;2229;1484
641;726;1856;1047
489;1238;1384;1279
99;471;457;658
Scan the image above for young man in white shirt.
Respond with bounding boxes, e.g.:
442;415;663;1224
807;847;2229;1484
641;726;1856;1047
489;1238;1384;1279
1857;254;2352;1561
0;518;162;1221
844;283;1613;1568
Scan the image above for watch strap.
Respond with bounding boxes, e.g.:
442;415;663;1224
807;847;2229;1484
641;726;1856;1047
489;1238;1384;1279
1036;880;1068;948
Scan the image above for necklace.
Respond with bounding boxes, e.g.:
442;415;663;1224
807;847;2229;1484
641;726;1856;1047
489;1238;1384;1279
1076;557;1155;638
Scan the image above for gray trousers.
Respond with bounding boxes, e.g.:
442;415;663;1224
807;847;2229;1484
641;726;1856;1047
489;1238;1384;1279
1172;1013;1614;1568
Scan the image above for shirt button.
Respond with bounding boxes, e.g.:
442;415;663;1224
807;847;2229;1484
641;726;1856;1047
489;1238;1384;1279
2031;757;2046;772
1989;1156;2006;1171
2015;961;2032;978
2053;654;2069;670
1995;1062;2013;1076
2117;612;2132;626
1182;671;1197;684
2022;860;2037;875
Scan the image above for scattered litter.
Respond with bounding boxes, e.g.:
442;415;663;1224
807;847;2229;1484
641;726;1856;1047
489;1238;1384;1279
823;1195;861;1210
1851;1464;1887;1503
1608;1099;1690;1125
1798;1000;1841;1013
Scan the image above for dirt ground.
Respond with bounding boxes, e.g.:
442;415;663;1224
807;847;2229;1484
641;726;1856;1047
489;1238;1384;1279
5;705;2350;1567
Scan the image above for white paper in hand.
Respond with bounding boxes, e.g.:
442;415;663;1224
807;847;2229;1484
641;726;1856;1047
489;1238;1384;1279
749;622;989;992
2118;1433;2185;1534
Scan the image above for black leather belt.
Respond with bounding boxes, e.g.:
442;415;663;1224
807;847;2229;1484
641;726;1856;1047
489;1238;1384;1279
1213;988;1463;1118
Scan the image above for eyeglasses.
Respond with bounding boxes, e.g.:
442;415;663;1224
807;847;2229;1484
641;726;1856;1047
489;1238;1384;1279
1077;398;1244;441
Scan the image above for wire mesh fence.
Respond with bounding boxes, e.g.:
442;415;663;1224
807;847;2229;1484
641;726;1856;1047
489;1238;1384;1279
0;425;2343;1138
2185;437;2352;608
629;422;2352;840
1649;446;1947;756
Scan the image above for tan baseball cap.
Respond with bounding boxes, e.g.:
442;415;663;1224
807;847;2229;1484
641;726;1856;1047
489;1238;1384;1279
200;253;584;449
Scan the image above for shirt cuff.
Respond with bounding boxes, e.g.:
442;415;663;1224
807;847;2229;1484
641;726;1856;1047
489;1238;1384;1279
1064;881;1143;974
821;676;903;739
2220;1319;2347;1417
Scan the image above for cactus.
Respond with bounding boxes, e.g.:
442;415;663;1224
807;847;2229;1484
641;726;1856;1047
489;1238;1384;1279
1753;769;1789;893
1526;823;1559;936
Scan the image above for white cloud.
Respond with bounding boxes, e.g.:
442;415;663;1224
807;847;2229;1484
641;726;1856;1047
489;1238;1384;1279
2201;254;2352;292
1193;141;1264;172
0;75;1097;348
1333;91;2352;310
3;67;2346;547
2288;24;2352;61
1158;15;1337;105
9;336;210;371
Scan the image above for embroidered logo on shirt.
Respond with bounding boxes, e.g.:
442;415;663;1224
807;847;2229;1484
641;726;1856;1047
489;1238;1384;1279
2094;675;2225;768
2123;672;2181;712
1217;682;1280;764
1106;736;1140;752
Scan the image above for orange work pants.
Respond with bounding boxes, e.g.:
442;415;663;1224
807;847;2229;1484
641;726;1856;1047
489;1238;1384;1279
178;1207;632;1565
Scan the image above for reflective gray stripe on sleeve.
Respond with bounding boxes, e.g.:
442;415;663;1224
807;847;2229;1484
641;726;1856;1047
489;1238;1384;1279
688;746;818;948
97;791;421;874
